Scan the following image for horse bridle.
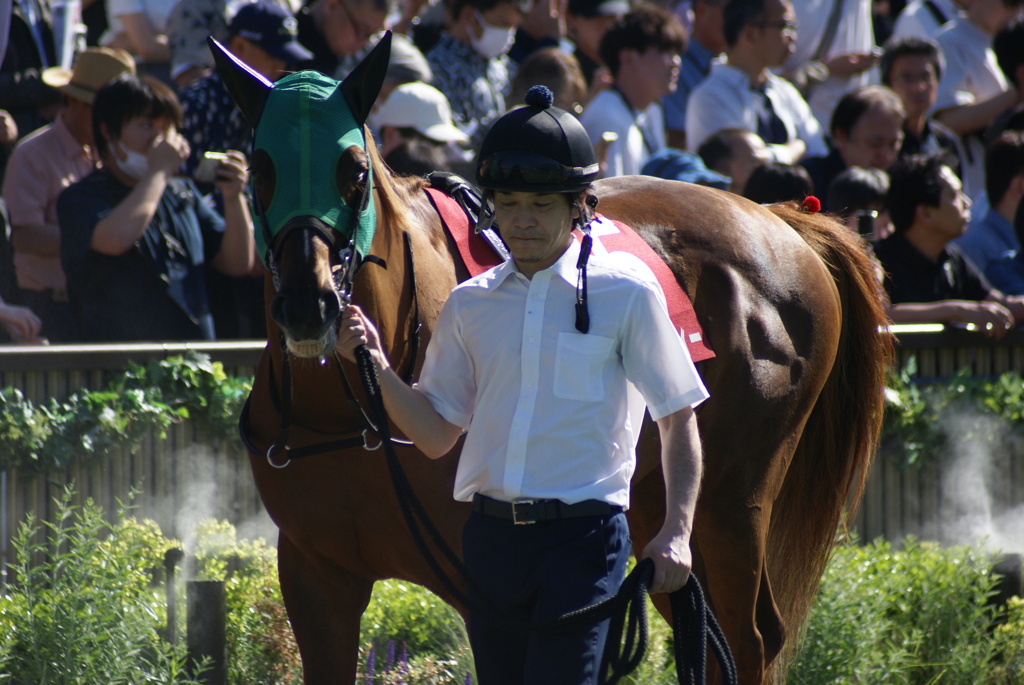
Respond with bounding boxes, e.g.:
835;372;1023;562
238;182;422;468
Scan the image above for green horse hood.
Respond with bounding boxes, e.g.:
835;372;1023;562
209;32;392;266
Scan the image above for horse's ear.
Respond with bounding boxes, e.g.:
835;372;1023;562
208;36;273;129
339;31;392;126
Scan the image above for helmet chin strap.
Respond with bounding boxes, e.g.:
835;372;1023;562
475;190;596;334
574;194;599;334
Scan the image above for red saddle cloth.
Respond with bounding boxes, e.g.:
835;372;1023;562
425;187;714;362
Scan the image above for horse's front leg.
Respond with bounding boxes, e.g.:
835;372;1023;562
278;533;373;684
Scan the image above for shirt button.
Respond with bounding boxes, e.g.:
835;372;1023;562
528;337;535;343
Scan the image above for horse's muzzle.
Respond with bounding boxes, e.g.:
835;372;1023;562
271;287;343;357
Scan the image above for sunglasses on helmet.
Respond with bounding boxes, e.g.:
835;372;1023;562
479;151;599;185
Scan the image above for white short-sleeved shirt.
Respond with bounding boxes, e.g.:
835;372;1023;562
580;88;666;177
686;61;828;161
415;238;709;508
101;0;173;45
782;0;877;130
891;0;962;40
933;17;1008;198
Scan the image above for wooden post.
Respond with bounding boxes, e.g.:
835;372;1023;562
164;547;184;644
187;580;227;685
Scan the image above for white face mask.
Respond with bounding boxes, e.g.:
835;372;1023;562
113;140;149;179
470;11;516;59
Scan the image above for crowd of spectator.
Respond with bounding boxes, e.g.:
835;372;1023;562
3;0;1024;343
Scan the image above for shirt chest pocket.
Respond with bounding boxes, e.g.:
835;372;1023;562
553;333;616;401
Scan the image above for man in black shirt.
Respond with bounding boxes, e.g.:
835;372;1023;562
874;153;1024;337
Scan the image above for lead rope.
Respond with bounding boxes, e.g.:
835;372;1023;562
352;344;737;685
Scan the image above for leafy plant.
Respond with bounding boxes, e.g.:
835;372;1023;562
360;579;467;659
786;538;1024;684
881;358;1024;468
0;487;200;683
0;352;251;473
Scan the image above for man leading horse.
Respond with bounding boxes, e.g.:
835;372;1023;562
336;85;709;685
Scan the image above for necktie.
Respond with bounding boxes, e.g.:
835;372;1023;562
19;0;51;68
752;84;787;145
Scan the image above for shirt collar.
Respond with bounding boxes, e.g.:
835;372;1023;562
711;60;751;89
956;16;989;43
687;40;714;70
490;234;582;288
437;32;489;66
54;112;93;162
982;207;1016;245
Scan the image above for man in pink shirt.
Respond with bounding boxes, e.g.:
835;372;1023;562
1;47;135;341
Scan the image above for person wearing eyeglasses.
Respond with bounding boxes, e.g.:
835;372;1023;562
336;85;708;685
295;0;390;77
426;0;526;150
686;0;828;164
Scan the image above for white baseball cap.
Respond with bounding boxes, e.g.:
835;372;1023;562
374;82;469;145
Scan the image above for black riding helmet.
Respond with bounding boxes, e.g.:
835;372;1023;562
476;85;599;193
477;85;599;333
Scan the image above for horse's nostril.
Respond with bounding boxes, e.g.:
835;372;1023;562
270;294;288;328
320;291;342;321
271;290;342;338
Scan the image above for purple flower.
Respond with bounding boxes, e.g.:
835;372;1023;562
365;646;375;684
386;640;395;673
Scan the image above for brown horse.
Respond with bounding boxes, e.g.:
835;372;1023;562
216;35;893;684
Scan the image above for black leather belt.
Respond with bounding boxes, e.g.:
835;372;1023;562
472;493;622;525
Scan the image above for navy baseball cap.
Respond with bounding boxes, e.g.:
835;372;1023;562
641;149;731;190
228;2;313;66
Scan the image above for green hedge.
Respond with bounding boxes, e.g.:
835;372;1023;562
882;358;1024;468
4;353;1024;473
0;353;250;473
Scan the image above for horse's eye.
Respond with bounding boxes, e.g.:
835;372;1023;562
336;145;369;209
250;149;276;213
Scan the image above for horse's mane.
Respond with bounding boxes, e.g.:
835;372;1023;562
364;126;429;248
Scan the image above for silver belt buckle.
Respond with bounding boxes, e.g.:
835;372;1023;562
511;499;537;525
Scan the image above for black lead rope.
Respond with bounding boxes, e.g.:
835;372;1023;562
352;345;737;685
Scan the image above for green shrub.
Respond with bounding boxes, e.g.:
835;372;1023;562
787;538;1024;684
882;359;1024;468
0;352;250;472
357;564;687;685
0;487;200;683
359;579;474;682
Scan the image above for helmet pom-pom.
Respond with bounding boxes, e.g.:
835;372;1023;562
525;85;554;109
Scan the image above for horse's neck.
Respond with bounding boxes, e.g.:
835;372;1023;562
358;177;461;374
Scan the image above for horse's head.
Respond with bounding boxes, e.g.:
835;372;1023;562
211;33;392;357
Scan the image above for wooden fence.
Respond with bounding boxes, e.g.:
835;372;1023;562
1;327;1024;585
0;342;267;584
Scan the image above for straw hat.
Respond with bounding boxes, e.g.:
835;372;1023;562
42;48;136;104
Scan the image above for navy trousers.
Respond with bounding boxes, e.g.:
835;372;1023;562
462;510;631;685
